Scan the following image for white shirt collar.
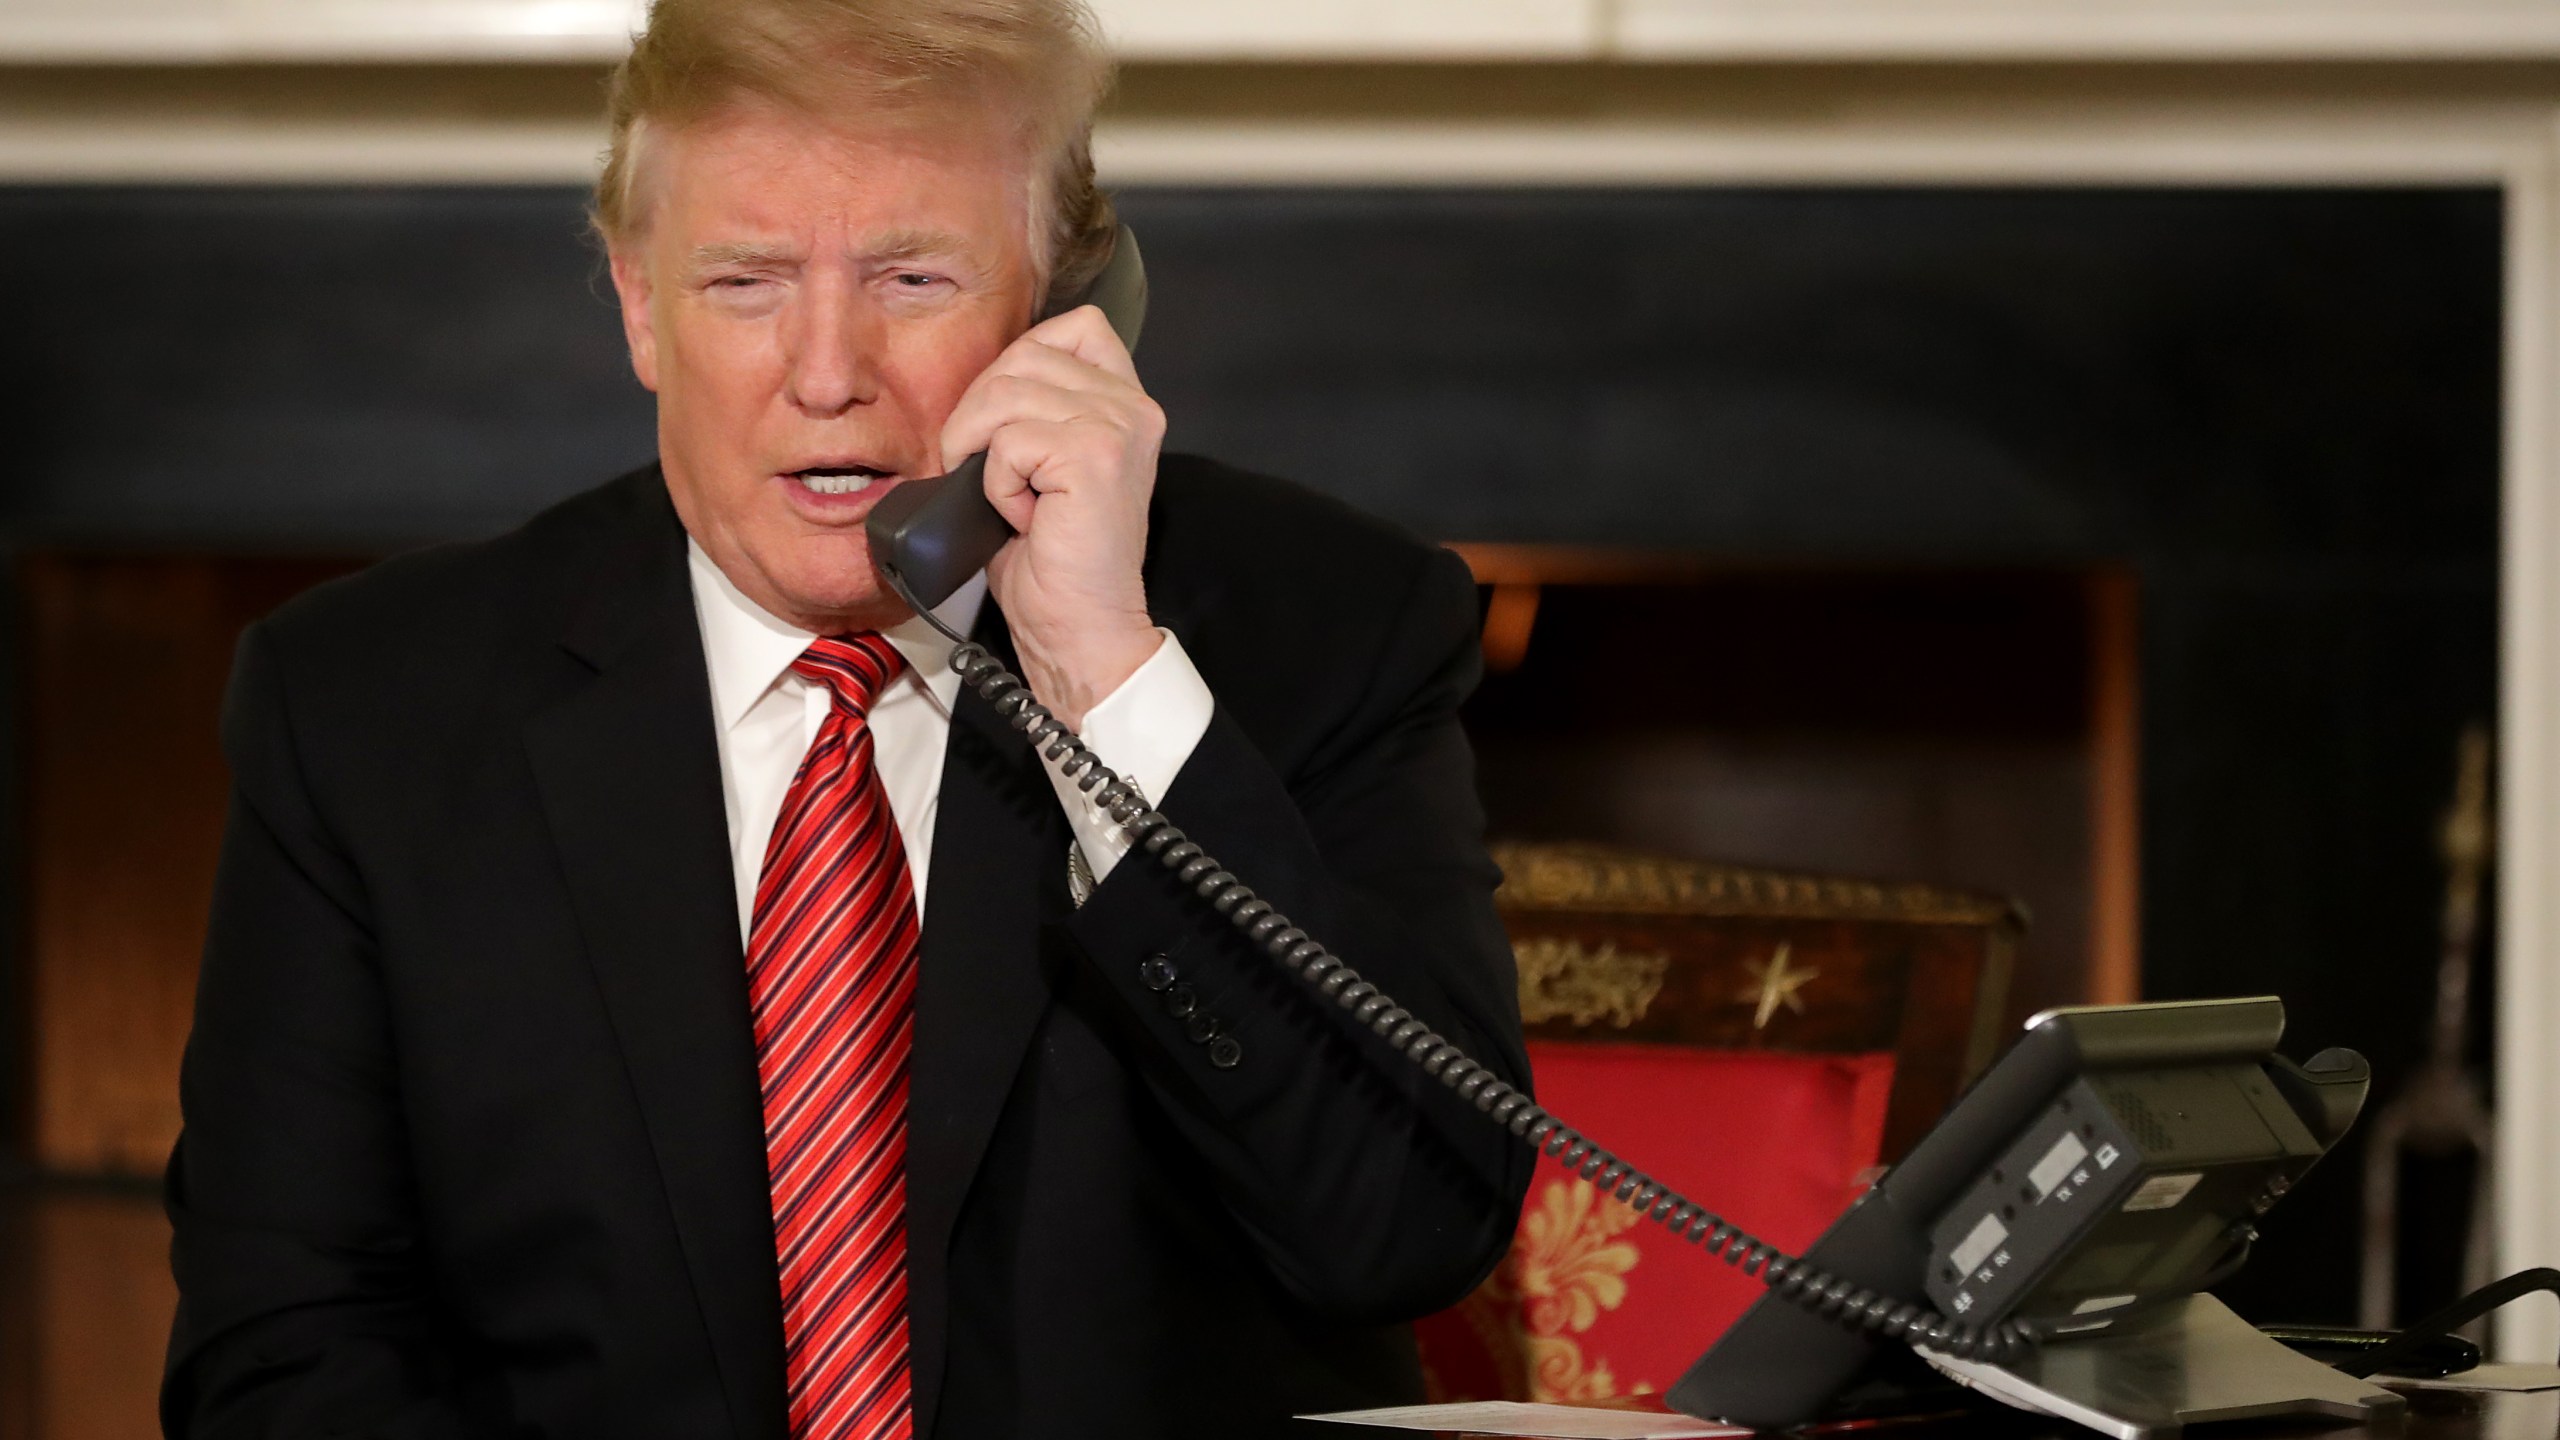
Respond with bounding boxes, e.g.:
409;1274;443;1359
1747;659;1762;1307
686;537;985;732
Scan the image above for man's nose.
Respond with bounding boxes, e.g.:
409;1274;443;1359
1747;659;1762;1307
783;273;881;417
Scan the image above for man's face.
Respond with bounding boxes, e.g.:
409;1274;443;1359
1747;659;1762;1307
609;101;1040;632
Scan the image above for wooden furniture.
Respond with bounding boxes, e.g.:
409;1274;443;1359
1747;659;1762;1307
1494;841;2021;1161
1418;841;2023;1406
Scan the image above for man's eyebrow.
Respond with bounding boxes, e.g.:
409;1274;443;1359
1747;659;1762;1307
685;240;800;271
682;231;982;272
862;228;980;264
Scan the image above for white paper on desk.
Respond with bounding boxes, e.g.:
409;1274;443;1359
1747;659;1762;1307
1299;1401;1747;1437
2387;1362;2560;1393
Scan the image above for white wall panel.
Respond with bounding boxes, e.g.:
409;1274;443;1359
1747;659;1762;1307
0;0;1608;63
34;0;2560;65
1089;0;1599;59
0;0;643;61
1617;0;2560;60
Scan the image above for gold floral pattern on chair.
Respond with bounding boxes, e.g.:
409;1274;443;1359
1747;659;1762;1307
1527;1330;1626;1404
1518;1177;1642;1336
1434;1175;1654;1402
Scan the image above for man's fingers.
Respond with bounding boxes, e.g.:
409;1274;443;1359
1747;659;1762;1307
975;418;1083;531
965;329;1139;421
938;367;1157;473
1022;303;1139;382
940;375;1093;472
991;338;1131;396
934;303;1155;472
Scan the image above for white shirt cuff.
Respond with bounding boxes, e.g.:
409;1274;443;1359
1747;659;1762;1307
1045;628;1214;887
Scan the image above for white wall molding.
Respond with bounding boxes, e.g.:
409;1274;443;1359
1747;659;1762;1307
14;0;2560;64
0;116;607;182
8;103;2545;188
1092;112;2543;187
2499;112;2560;1375
1619;0;2560;62
0;0;644;63
1090;0;1601;60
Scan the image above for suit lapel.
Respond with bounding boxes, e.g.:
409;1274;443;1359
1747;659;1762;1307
905;606;1064;1440
522;482;788;1440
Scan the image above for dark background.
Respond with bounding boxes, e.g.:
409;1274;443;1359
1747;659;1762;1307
0;183;2503;1326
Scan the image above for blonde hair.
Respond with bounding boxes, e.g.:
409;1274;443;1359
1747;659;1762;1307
595;0;1118;307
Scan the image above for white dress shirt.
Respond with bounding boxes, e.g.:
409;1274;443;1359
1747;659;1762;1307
686;539;1216;939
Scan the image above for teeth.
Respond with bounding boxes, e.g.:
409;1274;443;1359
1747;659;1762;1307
798;472;878;496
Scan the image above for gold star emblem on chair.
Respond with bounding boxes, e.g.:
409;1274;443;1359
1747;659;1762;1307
1738;943;1819;1031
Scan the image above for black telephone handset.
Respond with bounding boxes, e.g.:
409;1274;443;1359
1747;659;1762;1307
864;224;1150;613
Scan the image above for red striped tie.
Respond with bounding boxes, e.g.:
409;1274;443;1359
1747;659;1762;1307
749;633;918;1440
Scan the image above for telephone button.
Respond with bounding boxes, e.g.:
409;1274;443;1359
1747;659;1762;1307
1139;955;1177;992
1207;1036;1244;1070
1164;983;1200;1019
1185;1013;1222;1045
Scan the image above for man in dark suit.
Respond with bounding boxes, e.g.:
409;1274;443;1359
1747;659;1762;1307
161;2;1532;1437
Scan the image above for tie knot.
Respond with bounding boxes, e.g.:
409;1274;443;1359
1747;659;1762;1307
792;633;905;719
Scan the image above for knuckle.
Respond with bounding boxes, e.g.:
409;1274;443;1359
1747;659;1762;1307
981;432;1025;474
1101;396;1163;447
1083;417;1136;458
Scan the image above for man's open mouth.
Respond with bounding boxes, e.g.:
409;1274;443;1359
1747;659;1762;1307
790;465;889;496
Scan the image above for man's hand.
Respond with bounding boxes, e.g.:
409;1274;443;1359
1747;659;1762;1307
938;303;1166;730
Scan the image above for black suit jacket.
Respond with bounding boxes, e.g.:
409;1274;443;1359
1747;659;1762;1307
163;458;1534;1440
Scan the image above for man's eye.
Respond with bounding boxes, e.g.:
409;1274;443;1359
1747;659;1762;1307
712;275;766;290
892;272;946;290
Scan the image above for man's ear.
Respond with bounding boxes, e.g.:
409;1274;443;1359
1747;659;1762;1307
608;245;661;393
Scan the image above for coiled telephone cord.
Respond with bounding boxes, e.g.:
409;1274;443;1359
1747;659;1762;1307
900;600;2045;1363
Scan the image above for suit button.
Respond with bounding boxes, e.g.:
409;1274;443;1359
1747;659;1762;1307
1164;983;1199;1019
1185;1013;1222;1044
1139;955;1177;991
1207;1035;1244;1070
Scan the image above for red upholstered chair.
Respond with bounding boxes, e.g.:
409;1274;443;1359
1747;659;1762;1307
1416;842;2021;1405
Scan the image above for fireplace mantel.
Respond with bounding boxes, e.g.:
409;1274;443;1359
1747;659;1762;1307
1;32;2554;1362
7;0;2560;62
